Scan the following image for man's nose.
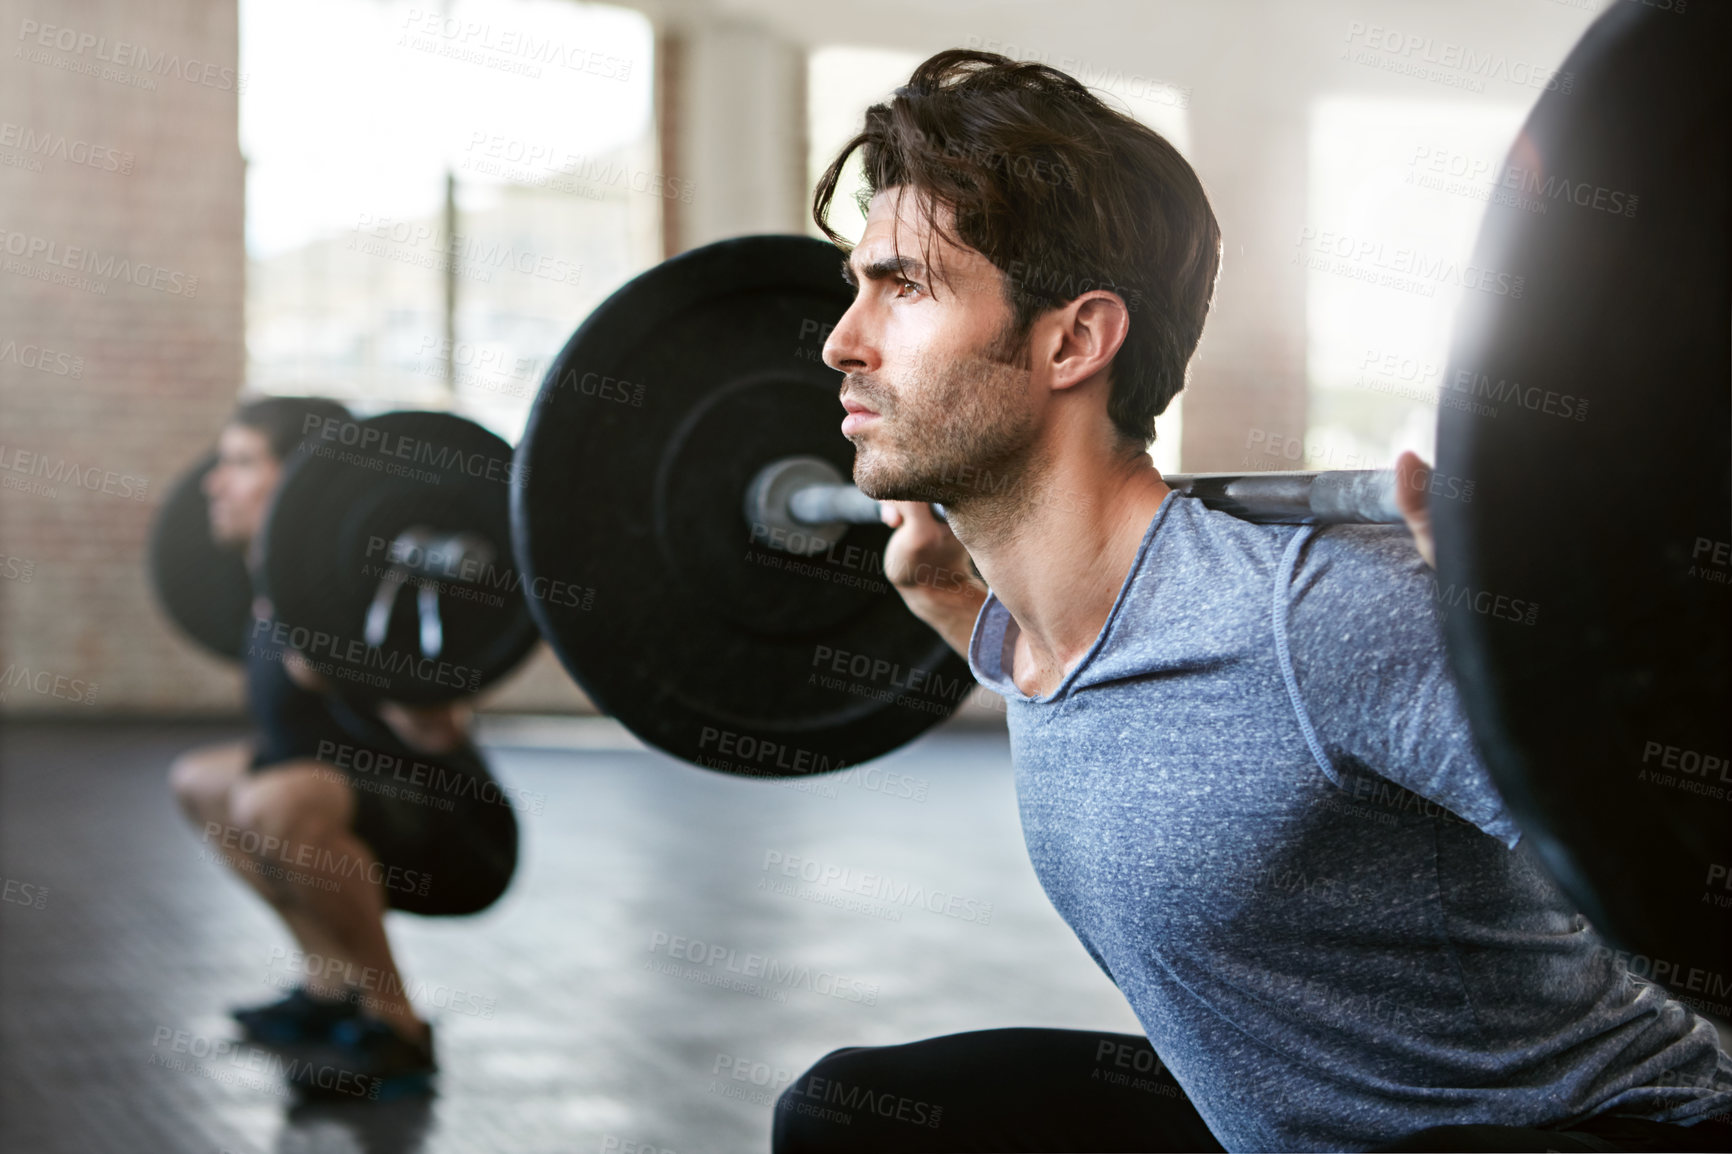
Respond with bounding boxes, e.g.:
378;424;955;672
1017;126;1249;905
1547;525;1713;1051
822;303;877;375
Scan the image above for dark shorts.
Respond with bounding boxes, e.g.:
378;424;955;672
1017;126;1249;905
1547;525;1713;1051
250;735;518;918
772;1028;1732;1153
243;626;518;917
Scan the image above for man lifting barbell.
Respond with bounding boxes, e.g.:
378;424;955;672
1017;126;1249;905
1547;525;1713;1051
760;45;1732;1154
161;397;527;1100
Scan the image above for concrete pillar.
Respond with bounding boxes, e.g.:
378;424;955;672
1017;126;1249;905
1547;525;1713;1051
658;16;807;255
1179;74;1310;473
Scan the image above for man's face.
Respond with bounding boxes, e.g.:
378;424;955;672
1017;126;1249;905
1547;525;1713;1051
823;188;1041;506
203;423;282;548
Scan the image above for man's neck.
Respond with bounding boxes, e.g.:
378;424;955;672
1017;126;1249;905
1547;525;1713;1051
949;451;1170;697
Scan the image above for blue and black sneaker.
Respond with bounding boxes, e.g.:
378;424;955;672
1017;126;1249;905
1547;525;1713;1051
232;986;362;1046
289;1018;437;1103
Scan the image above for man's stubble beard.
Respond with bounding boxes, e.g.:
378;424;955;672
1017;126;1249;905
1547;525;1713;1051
848;324;1045;511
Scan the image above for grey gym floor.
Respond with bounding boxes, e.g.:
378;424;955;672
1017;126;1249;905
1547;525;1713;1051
0;718;1140;1154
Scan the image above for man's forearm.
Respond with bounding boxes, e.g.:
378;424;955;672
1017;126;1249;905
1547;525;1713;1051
378;701;470;755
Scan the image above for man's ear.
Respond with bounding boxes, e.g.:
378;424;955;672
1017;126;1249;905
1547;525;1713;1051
1045;291;1130;392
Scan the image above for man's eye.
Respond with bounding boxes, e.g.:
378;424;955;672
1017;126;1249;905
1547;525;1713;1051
895;280;921;298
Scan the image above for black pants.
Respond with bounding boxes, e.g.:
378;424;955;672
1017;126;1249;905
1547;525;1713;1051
771;1028;1732;1153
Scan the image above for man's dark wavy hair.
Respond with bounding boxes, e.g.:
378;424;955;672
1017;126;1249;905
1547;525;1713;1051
231;396;353;462
813;49;1221;447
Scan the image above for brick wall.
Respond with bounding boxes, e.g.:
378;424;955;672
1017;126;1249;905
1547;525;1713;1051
0;0;246;715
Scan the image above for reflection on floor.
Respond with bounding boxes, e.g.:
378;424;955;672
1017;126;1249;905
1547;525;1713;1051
0;720;1138;1154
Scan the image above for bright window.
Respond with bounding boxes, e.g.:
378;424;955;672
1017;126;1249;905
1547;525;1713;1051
1304;96;1531;470
241;0;658;440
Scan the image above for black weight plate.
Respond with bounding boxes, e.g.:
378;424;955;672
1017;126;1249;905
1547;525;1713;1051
260;411;540;704
1435;3;1732;984
147;452;253;662
513;234;973;775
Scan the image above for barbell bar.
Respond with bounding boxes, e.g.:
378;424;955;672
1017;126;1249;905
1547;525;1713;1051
745;458;1403;555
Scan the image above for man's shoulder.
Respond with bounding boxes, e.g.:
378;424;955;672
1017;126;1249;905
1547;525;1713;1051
1156;495;1299;579
1154;499;1431;616
1097;498;1301;662
1291;522;1429;588
1283;522;1443;661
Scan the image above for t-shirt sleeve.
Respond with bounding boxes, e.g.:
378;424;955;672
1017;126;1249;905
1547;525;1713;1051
1275;525;1524;850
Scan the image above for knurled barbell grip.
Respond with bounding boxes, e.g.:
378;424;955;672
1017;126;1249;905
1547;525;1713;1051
1164;470;1402;525
783;470;1402;528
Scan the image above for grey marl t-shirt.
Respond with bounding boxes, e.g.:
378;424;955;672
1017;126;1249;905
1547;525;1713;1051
967;493;1732;1152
